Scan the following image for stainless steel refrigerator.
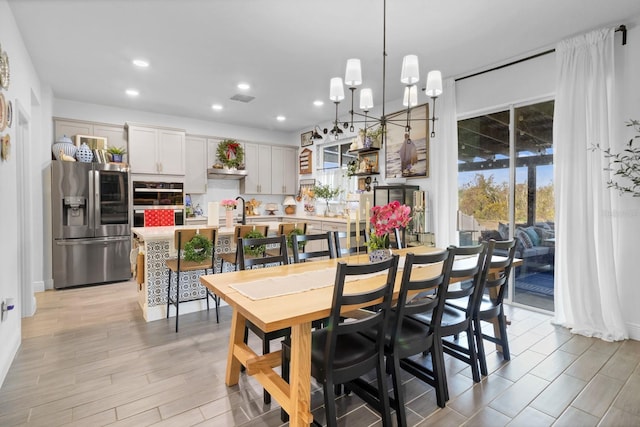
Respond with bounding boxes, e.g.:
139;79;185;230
52;161;131;288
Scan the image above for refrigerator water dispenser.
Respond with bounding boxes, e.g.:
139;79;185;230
63;196;87;227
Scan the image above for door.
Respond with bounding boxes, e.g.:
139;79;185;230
128;126;158;173
93;164;130;238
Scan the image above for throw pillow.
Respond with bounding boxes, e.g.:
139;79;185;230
498;222;509;240
523;226;540;246
515;228;533;249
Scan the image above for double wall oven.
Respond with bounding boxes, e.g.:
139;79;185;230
132;181;185;227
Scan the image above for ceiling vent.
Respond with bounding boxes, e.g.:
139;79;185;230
230;94;255;103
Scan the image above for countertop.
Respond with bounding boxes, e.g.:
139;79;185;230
185;213;354;224
132;223;280;240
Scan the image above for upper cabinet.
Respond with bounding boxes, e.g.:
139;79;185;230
126;124;185;175
240;142;272;194
54;118;127;151
185;135;208;193
271;146;298;195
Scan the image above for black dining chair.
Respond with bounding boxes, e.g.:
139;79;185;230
410;244;487;397
237;234;290;404
333;229;368;257
281;255;400;426
291;232;336;263
359;249;455;426
448;239;517;375
219;224;269;272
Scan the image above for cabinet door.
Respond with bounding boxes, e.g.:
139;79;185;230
282;147;297;194
128;126;158;174
93;124;127;151
241;142;260;193
207;139;221;168
54;120;93;141
185;136;207;194
271;146;285;195
257;144;272;194
157;129;185;175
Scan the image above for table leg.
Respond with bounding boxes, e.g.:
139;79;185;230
289;321;312;427
225;309;245;386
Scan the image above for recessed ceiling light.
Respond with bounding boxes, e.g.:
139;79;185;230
313;100;324;107
211;104;223;111
237;82;250;90
276;115;286;122
132;59;149;68
125;89;139;97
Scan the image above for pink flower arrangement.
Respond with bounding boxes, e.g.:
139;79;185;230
368;201;412;250
221;199;237;210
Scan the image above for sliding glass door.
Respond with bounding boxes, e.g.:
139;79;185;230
457;100;555;311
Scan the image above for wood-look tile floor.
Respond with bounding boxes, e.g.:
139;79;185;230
1;280;640;426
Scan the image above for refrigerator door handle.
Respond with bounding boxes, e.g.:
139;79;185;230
88;169;96;231
55;236;130;245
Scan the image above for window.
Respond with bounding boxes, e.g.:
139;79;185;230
322;140;356;170
457;100;555;312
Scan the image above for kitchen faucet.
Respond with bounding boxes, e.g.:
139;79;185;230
235;196;246;225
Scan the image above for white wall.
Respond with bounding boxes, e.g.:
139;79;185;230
612;18;640;339
0;0;51;386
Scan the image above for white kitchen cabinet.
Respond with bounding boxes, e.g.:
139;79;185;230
185;135;208;194
271;146;298;195
240;142;272;194
127;124;185;175
54;119;127;149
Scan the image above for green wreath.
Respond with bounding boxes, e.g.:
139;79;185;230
286;228;306;249
243;230;266;256
183;234;213;262
216;139;244;169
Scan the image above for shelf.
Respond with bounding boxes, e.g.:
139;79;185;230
348;147;380;154
353;172;380;176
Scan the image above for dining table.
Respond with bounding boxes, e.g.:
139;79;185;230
199;246;519;426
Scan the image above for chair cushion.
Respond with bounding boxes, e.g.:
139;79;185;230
311;328;377;371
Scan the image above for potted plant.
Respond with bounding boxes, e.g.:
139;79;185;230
592;119;640;197
367;200;412;262
107;146;127;163
313;184;342;216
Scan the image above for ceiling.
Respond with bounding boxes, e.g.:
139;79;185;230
8;0;640;134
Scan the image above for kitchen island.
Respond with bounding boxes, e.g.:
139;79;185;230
131;215;351;322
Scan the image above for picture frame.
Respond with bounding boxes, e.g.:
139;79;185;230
300;130;313;147
75;134;107;150
385;103;429;178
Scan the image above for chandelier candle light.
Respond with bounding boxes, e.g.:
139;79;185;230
326;0;443;142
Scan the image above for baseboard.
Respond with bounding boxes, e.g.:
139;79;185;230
626;322;640;341
0;329;21;389
33;280;45;293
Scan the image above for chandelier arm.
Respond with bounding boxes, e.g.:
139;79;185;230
381;0;387;147
430;96;437;138
349;88;356;132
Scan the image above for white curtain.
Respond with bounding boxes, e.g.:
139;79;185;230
553;28;628;341
432;78;459;248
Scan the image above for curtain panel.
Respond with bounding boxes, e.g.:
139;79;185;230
553;27;628;341
432;78;459;248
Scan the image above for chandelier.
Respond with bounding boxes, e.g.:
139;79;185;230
324;0;443;142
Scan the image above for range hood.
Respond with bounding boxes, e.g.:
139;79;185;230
207;168;248;180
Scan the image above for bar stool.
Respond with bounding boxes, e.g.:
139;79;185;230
165;228;219;332
219;224;269;272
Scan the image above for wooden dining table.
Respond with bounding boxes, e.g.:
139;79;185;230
199;246;519;426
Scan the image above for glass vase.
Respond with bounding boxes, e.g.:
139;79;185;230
225;209;234;228
368;248;393;263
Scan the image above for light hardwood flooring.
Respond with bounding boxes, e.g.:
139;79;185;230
1;280;640;426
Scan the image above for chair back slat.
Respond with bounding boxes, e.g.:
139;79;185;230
238;234;288;270
480;239;517;310
292;232;336;262
334;229;368;257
